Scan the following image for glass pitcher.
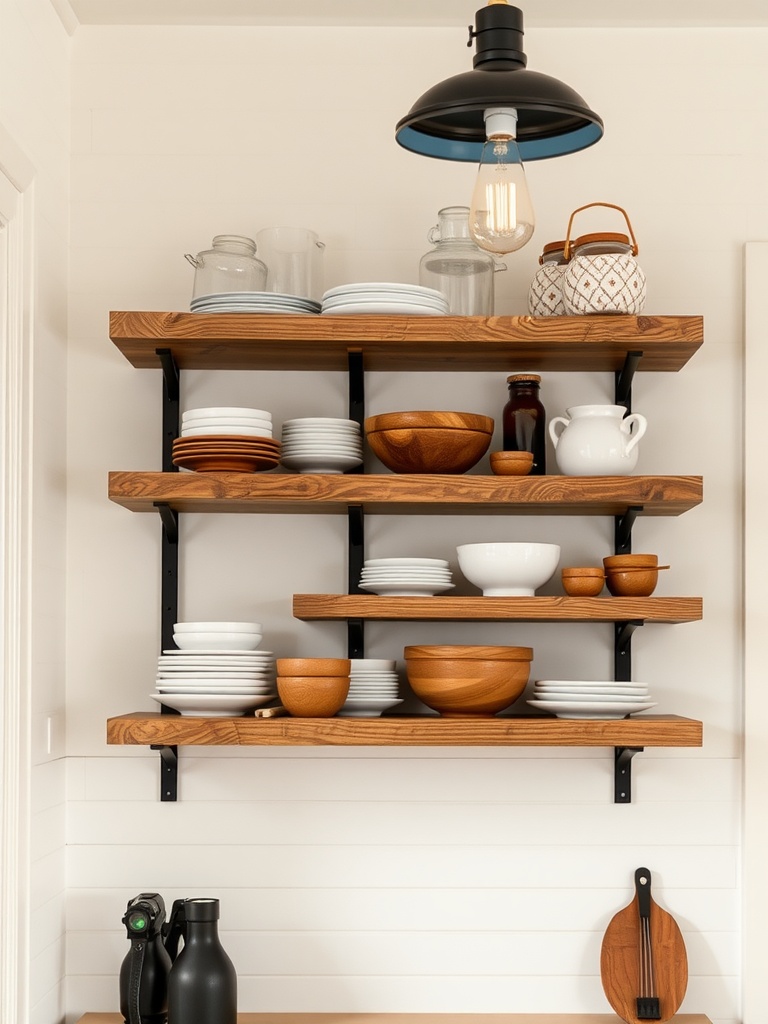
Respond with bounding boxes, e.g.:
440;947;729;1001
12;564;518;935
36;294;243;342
255;226;325;301
184;234;267;300
418;206;503;316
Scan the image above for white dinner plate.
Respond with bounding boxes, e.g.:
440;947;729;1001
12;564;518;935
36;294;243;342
363;557;450;567
150;692;277;716
322;282;447;300
322;302;446;316
337;697;405;717
531;690;650;702
526;699;658;719
357;581;455;595
533;685;649;697
280;454;363;473
161;649;274;657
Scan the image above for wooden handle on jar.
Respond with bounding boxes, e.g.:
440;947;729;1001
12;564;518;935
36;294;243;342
563;202;640;260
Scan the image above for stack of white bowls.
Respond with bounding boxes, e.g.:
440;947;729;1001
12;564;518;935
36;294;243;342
280;417;363;474
527;679;658;720
150;621;277;717
338;658;404;717
358;557;455;596
321;283;449;316
181;407;274;438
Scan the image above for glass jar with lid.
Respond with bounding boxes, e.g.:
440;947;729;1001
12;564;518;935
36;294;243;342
184;234;267;303
528;240;568;316
419;206;503;316
561;202;646;315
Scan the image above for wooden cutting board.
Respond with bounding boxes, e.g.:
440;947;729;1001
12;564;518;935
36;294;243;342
600;867;688;1024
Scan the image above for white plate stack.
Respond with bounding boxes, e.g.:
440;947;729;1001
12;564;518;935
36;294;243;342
151;649;277;717
280;417;363;474
181;406;274;438
190;291;321;314
527;680;657;719
321;282;449;316
358;557;455;596
338;658;404;717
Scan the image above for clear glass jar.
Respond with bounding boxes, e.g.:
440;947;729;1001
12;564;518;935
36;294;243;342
184;234;267;300
419;206;501;316
528;240;567;316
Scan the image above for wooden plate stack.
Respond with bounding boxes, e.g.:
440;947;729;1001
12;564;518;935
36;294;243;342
172;434;282;473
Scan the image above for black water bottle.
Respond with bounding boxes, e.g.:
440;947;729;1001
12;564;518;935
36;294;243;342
502;373;546;474
167;899;237;1024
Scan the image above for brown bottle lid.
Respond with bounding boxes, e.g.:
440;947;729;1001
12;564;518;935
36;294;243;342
507;373;541;384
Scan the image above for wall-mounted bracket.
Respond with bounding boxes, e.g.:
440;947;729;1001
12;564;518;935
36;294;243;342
347;505;365;658
615;350;643;410
156;348;180;472
614;620;642;682
615;505;643;555
614;745;644;803
151;744;178;801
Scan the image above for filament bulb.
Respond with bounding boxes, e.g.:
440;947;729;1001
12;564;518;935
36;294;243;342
469;108;535;254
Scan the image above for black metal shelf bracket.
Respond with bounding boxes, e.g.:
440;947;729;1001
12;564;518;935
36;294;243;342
151;744;179;801
614;745;644;803
615;350;643;410
614;619;642;682
615;505;643;556
157;348;180;472
347;504;365;658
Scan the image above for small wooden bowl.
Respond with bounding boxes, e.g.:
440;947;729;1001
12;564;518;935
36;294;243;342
603;553;658;570
561;567;605;597
604;565;669;597
489;451;534;476
276;674;350;717
276;658;350;676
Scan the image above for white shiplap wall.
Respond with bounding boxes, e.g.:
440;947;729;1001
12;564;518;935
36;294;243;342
66;21;758;1024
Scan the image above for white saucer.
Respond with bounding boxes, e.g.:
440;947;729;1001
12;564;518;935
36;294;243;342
337;697;404;717
526;699;658;719
150;692;277;716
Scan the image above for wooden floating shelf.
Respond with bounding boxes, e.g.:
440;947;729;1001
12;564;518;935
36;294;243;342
107;712;703;749
108;472;703;516
292;595;703;624
109;311;703;372
79;1013;715;1024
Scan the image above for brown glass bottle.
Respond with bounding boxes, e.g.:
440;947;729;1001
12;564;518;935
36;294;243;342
502;373;546;474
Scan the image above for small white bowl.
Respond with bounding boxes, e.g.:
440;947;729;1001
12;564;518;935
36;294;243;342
173;621;262;632
456;542;561;597
173;632;263;651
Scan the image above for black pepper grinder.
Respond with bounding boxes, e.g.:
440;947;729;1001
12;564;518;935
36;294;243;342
167;898;237;1024
502;373;546;474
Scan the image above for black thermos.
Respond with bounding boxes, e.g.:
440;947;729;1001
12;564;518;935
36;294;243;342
167;898;237;1024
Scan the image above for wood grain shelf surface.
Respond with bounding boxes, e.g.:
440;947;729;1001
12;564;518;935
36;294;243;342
292;595;703;623
109;311;703;372
79;1014;714;1024
108;472;703;516
106;712;703;749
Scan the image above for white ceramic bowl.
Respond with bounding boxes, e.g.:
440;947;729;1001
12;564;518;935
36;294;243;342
174;621;262;632
173;632;263;651
456;542;561;597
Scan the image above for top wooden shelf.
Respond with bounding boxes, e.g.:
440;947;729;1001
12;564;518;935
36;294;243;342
79;1013;715;1024
109;312;703;372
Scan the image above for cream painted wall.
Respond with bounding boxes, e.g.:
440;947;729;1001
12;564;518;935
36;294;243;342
0;1;70;1023
65;21;758;1024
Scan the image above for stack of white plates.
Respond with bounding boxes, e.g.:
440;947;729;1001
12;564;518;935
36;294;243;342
527;680;657;720
357;557;454;596
338;658;404;717
280;417;363;474
150;648;277;717
321;283;449;316
190;291;321;314
181;407;273;439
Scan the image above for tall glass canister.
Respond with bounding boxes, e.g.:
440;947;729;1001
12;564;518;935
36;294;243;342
419;206;499;316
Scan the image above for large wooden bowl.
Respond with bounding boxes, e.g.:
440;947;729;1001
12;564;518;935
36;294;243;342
364;411;494;474
404;645;533;716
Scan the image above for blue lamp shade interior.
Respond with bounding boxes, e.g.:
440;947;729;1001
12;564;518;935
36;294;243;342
395;121;603;162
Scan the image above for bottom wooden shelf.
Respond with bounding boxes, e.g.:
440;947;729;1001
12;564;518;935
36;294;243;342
106;712;703;749
78;1012;715;1024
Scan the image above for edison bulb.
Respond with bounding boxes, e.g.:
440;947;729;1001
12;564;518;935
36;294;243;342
469;108;535;255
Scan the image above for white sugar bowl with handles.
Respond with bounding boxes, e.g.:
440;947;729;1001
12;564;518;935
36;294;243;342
561;202;647;315
549;404;647;476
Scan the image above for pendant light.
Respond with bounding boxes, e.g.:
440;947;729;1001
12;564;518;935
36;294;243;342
395;0;603;253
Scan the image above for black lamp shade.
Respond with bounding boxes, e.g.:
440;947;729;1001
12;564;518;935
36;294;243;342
395;3;603;162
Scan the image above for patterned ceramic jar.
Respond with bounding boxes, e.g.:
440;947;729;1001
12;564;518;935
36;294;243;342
528;240;567;316
561;203;646;315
